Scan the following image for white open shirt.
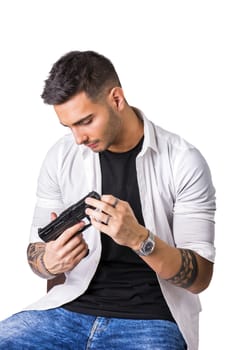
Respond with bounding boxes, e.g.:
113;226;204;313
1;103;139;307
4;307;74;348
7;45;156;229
25;109;216;350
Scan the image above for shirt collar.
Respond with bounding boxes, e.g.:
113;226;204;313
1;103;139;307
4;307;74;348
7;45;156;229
132;107;158;156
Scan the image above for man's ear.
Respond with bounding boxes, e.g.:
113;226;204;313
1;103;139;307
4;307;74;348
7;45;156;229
108;87;126;111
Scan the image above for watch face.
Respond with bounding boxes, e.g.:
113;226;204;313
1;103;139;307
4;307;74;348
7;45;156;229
144;241;154;253
135;231;155;256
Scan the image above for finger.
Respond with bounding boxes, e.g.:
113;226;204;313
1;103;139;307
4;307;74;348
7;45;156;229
86;195;118;209
61;237;89;258
86;197;119;218
61;248;89;272
60;233;86;254
56;221;86;246
86;206;112;225
101;195;119;208
50;212;58;221
85;196;102;209
88;212;116;234
69;242;89;260
47;242;89;274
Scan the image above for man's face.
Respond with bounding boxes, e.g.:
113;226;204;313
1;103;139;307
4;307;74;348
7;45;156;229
54;90;123;152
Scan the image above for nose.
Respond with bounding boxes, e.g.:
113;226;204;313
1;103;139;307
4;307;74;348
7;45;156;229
71;128;88;145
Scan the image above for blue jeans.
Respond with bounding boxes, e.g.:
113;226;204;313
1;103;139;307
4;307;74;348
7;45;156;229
0;308;187;349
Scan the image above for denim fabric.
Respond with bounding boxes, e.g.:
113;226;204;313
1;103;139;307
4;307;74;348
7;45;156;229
0;308;187;349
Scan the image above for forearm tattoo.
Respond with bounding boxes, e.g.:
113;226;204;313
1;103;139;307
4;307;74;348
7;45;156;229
27;243;56;280
165;249;198;289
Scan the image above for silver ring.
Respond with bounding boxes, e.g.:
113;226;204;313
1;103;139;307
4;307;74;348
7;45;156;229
113;198;119;208
105;215;111;225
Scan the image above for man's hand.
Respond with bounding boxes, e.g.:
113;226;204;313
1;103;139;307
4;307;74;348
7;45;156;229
27;213;89;279
85;194;147;250
43;218;89;275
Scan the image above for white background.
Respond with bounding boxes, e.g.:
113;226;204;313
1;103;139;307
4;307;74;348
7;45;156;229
0;1;232;348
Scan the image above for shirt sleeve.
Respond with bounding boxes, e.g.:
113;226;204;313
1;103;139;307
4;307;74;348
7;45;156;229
172;147;216;262
29;140;65;243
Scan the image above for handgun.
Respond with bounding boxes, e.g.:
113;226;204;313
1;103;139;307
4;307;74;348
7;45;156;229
38;191;101;242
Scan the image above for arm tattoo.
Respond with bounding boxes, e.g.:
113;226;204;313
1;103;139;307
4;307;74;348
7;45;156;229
27;243;57;280
165;249;198;289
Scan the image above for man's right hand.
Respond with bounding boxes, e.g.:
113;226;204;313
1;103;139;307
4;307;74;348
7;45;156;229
43;219;89;275
27;214;89;279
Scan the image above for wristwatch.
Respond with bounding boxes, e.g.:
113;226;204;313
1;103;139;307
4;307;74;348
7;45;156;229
134;230;156;256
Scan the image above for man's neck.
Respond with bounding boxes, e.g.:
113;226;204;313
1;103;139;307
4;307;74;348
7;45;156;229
107;106;144;153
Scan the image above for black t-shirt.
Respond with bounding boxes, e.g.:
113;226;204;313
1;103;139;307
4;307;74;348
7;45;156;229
63;138;174;321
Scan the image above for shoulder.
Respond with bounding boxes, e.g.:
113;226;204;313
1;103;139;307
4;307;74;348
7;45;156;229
141;111;207;168
155;127;215;201
154;124;195;153
151;124;206;168
147;122;213;192
141;112;195;156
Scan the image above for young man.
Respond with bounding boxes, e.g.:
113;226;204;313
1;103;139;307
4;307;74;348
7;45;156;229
0;51;216;349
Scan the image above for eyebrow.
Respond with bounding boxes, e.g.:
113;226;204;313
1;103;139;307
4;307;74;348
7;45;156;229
60;114;93;127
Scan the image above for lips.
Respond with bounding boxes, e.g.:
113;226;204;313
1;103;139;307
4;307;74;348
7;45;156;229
86;142;98;149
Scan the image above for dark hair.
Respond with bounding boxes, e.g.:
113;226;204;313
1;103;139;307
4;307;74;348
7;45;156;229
41;50;122;105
